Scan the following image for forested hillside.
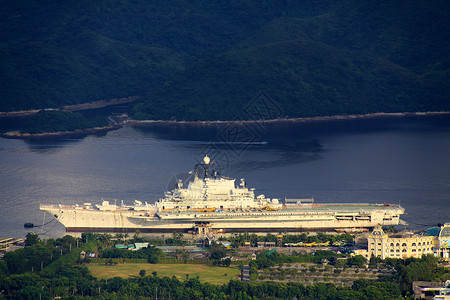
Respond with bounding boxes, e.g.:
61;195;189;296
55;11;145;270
1;0;449;120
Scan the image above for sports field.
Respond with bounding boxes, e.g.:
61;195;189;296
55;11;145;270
88;263;241;285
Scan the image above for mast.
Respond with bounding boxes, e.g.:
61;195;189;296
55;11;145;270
203;155;210;178
195;155;212;180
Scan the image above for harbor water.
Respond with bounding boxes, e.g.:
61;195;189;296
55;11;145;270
0;115;449;238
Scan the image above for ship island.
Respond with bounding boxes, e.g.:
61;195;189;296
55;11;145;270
40;155;405;236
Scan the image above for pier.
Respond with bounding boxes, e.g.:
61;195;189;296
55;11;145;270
0;238;25;258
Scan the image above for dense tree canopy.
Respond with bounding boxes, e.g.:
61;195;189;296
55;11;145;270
20;110;108;134
1;0;449;122
1;234;450;299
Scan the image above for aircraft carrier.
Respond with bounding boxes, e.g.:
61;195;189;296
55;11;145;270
40;155;405;235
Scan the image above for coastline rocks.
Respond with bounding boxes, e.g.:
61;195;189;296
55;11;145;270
128;111;450;126
2;111;449;140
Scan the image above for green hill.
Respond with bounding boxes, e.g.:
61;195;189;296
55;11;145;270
0;30;185;111
133;14;446;120
0;0;449;120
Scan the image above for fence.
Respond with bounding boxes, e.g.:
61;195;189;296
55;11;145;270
159;258;213;265
88;257;214;265
89;258;147;264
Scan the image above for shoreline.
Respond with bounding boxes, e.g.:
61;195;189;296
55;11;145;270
0;124;122;140
1;111;449;140
128;111;450;126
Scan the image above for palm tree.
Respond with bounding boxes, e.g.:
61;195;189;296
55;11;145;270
114;233;124;243
98;233;113;248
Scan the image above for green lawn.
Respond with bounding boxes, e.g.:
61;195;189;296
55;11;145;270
88;263;241;285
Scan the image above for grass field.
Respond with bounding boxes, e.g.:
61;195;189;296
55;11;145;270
88;263;241;285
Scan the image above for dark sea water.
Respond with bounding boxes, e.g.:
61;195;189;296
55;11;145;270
0;116;449;239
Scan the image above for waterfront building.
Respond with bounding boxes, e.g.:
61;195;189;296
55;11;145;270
368;226;436;259
425;223;450;262
367;223;450;261
437;224;450;262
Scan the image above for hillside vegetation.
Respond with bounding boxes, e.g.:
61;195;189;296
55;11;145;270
19;110;108;134
1;1;449;120
2;233;449;299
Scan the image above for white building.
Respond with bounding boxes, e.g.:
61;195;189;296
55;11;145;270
368;226;437;259
436;224;450;261
366;223;450;261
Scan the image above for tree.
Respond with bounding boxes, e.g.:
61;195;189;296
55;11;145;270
81;232;97;244
20;110;108;134
347;255;367;268
144;246;163;264
368;255;382;269
56;235;77;250
25;233;40;246
264;233;277;243
208;242;227;261
175;248;189;261
132;230;143;243
14;286;49;300
0;260;7;275
114;233;125;243
255;255;276;269
352;279;370;291
334;259;347;268
173;232;183;240
222;258;231;267
139;269;146;277
98;233;113;248
397;255;439;295
249;267;258;281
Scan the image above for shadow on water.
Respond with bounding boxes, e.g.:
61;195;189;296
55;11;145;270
164;135;324;187
132;114;450;173
224;136;324;173
132;115;450;142
134;121;326;172
11;114;450;158
24;138;84;154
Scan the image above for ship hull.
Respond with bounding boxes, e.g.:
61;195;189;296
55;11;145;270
65;227;369;233
41;203;404;235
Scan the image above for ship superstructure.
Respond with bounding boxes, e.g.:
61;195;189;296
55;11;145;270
155;155;281;212
40;155;405;235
